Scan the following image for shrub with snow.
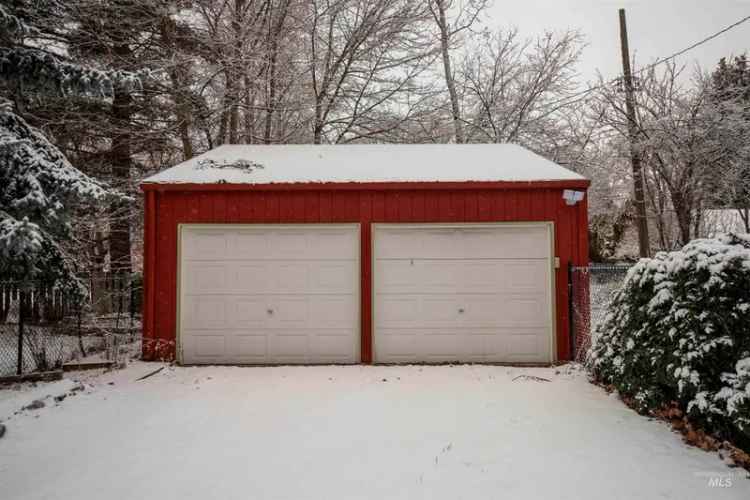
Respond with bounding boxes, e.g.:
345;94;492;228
589;234;750;445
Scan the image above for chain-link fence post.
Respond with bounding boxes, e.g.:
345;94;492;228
16;290;25;375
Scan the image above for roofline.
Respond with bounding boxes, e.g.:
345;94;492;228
140;179;590;192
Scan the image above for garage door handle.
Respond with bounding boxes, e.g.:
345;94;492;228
267;308;274;315
458;308;465;314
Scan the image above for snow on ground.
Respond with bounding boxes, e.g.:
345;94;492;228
0;363;747;500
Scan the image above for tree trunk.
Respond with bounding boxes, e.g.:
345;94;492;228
434;0;464;144
109;56;133;276
227;0;246;145
159;15;194;160
244;75;255;143
264;43;279;144
313;98;324;144
671;191;692;246
172;64;194;159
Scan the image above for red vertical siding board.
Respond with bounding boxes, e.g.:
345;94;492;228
329;192;345;223
412;191;425;221
288;192;303;222
227;192;240;222
157;195;176;360
143;191;156;359
253;192;266;222
398;191;412;221
490;191;503;221
372;191;385;222
477;190;491;221
197;193;211;223
531;190;546;221
424;191;439;221
319;191;332;222
465;192;478;221
506;191;518;221
279;191;294;222
359;192;372;221
214;193;227;223
346;192;359;221
384;192;399;222
303;192;317;222
438;192;452;220
451;192;466;222
264;192;279;222
518;189;536;221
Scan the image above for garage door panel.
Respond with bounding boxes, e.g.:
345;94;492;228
308;229;359;259
229;231;269;260
231;264;271;293
376;329;517;363
307;296;357;327
309;262;357;293
182;231;228;260
377;260;549;295
270;333;308;360
273;297;309;325
375;331;418;360
504;331;549;362
228;334;268;360
377;297;420;326
182;263;227;294
273;264;310;293
180;225;359;365
504;261;548;290
376;260;419;293
312;332;358;359
376;226;549;260
272;231;309;259
183;333;227;360
184;296;228;329
229;297;269;328
420;297;461;325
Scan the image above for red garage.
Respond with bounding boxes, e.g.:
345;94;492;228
141;144;589;365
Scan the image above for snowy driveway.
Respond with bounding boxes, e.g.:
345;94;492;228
1;363;748;500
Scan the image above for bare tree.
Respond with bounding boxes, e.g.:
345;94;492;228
593;62;750;246
427;0;488;143
305;0;435;144
460;28;583;148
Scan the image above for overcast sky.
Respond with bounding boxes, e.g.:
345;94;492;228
484;0;750;85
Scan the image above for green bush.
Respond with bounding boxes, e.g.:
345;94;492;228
589;234;750;445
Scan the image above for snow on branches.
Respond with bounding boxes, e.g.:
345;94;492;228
0;105;111;288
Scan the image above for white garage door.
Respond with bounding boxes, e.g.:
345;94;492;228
373;224;553;364
179;225;359;364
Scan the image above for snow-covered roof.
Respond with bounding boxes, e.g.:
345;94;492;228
142;144;587;185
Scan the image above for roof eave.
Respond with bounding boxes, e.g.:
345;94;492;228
140;179;590;192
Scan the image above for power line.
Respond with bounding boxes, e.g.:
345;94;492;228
546;13;750;110
633;14;750;78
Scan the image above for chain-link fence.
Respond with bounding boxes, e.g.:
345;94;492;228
570;264;632;363
0;275;142;378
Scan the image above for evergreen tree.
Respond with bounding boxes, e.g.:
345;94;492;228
708;55;750;226
0;4;137;288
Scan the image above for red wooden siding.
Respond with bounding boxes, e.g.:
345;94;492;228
141;184;589;363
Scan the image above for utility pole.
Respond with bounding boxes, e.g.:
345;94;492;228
619;8;650;258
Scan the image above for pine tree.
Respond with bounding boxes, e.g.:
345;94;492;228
0;5;137;289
